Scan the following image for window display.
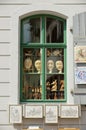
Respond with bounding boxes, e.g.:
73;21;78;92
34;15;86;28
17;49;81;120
47;48;64;73
46;74;64;99
22;48;42;100
20;15;66;102
23;74;41;99
46;48;64;100
22;47;65;100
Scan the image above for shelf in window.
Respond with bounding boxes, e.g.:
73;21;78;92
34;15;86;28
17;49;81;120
46;73;64;75
51;90;64;92
59;90;64;92
24;72;42;75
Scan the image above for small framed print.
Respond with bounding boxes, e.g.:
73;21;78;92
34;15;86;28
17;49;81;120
60;105;79;118
24;105;43;118
45;105;58;123
58;128;80;130
74;46;86;63
22;129;43;130
75;67;86;84
9;105;22;124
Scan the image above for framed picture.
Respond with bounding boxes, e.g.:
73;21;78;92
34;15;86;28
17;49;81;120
24;105;43;118
22;128;43;130
74;46;86;63
60;105;79;118
9;105;22;124
75;67;86;84
58;128;80;130
45;105;58;123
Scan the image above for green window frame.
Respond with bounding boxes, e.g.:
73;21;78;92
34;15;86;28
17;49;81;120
20;14;66;102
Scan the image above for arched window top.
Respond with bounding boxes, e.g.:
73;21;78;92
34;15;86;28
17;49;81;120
21;14;66;44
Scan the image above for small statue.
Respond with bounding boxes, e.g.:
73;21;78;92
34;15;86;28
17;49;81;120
51;80;57;92
60;80;64;91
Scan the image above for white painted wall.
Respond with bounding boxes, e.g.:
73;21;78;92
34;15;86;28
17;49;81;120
0;0;86;129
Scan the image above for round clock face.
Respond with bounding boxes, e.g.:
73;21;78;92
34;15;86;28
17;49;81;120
24;58;32;70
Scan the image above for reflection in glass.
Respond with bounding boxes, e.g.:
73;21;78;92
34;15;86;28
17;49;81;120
22;18;40;43
23;74;42;100
46;74;64;100
46;17;64;43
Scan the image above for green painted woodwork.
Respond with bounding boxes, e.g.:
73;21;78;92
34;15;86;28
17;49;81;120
20;14;66;102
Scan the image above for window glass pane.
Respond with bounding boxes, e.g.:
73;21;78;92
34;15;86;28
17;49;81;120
45;48;64;100
46;74;64;100
22;48;42;100
23;74;42;99
46;48;64;73
22;18;40;43
46;17;64;43
23;48;41;72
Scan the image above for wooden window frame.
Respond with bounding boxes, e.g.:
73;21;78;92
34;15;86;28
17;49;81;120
20;14;66;103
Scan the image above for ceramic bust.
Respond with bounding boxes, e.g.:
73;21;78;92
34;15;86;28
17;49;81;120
47;60;54;73
55;60;63;73
35;59;41;73
24;58;32;71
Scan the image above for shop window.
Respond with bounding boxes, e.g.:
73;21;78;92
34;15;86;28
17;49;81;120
20;15;66;102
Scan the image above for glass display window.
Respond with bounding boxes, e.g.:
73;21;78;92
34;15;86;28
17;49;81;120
20;15;66;102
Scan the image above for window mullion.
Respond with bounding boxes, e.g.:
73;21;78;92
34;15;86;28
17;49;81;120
41;16;45;100
41;16;45;44
41;48;45;100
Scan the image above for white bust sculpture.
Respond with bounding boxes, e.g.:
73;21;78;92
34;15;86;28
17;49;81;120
55;60;63;73
47;59;54;73
35;59;41;73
